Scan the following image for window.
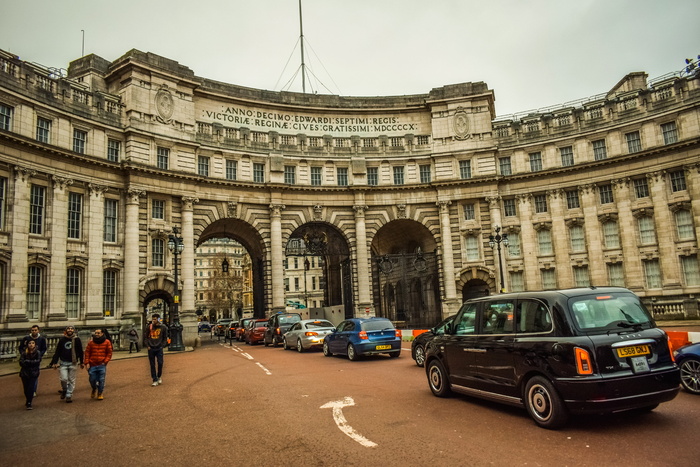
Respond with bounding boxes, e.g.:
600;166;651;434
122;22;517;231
157;147;169;170
0;104;12;130
67;192;83;239
465;236;480;261
459;160;472;179
284;165;296;185
499;157;512;176
463;203;475;221
560;146;574;167
107;139;120;162
661;122;678;145
152;199;165;220
534;194;547;213
510;271;524;292
669;170;687;192
337;167;348;186
417;135;429;145
507;233;521;257
599;184;614;204
152;238;164;267
566;190;580;209
643;260;662;289
503;199;516;217
390;137;402;147
681;255;700;286
607;263;625;287
569;225;585;252
573;266;590;287
675;209;694;240
311;167;322;186
27;266;42;319
592;139;607;160
362;138;376;148
541;269;556;290
454;303;478;335
603;221;620;248
634;178;649;198
537;229;553;255
253;163;265;183
103;270;117;317
104;198;118;242
393;166;404;185
638;216;656;244
625;131;642;153
367;167;378;186
0;177;5;229
198;156;210;176
29;185;46;235
36;117;51;143
529;152;543;172
419;165;431;183
73;129;87;154
66;268;80;319
226;160;237;180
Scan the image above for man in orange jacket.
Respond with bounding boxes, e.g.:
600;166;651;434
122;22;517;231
84;328;113;400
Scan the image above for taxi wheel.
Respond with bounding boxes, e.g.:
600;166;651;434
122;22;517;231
347;344;359;361
524;376;568;429
297;339;304;353
323;341;333;357
427;359;452;397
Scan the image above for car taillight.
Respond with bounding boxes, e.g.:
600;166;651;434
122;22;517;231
358;331;368;340
305;332;319;337
395;329;402;338
575;347;593;375
276;327;281;335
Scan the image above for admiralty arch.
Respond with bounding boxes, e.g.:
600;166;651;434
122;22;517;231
0;48;698;348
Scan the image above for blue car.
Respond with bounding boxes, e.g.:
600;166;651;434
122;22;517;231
675;342;700;395
323;317;401;361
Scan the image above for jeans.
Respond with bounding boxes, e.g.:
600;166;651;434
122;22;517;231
58;361;79;397
88;364;107;393
129;341;140;352
148;348;164;382
21;375;38;404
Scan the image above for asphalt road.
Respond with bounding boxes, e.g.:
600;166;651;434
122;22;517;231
1;337;699;466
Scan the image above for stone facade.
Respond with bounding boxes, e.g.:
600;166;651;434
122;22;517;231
0;48;698;347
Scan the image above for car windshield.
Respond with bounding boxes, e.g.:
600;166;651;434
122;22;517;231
306;320;333;329
569;292;653;332
279;315;301;324
361;320;394;332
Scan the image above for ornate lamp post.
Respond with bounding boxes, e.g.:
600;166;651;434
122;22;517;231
167;226;185;351
489;226;509;294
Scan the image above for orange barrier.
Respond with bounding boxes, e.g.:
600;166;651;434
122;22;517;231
413;329;429;337
667;331;691;352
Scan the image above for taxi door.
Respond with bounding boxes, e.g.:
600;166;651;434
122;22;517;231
442;302;480;389
473;299;517;397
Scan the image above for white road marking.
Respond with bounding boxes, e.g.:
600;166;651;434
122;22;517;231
320;397;377;448
256;362;271;375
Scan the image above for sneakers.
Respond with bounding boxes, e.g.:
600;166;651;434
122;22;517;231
26;403;32;410
97;393;104;400
91;389;97;399
157;378;162;385
65;396;72;403
151;381;159;386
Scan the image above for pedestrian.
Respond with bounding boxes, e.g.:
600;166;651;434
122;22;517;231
19;340;42;410
127;325;140;353
145;313;168;386
18;325;48;397
102;327;112;344
84;328;113;400
49;326;84;403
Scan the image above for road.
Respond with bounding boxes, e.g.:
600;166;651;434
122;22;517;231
1;337;698;467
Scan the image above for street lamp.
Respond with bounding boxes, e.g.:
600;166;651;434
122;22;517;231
303;257;310;307
167;226;185;351
489;226;509;294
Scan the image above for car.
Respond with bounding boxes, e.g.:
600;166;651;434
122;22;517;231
225;321;239;341
411;315;455;367
323;317;401;360
236;318;256;341
244;319;268;345
674;342;700;395
213;319;233;336
264;312;302;347
424;287;680;429
197;321;212;333
283;319;336;352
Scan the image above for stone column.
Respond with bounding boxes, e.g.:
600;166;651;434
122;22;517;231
86;184;107;319
612;178;643;291
269;204;286;313
648;171;680;287
437;200;459;315
353;203;372;312
684;164;700;245
7;166;35;323
180;196;198;346
583;185;606;285
47;175;73;322
517;194;538;290
548;189;574;288
122;188;144;320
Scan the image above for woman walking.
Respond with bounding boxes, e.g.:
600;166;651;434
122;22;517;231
19;340;42;409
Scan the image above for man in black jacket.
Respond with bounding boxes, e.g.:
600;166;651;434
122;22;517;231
19;325;48;357
49;326;84;403
145;314;168;386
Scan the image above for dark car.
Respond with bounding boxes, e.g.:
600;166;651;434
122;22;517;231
225;321;239;341
674;342;700;395
412;315;455;367
197;320;211;333
264;312;302;347
323;317;401;360
214;319;233;337
236;318;255;341
424;287;680;429
244;319;268;345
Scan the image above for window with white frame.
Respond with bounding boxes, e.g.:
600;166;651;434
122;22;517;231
537;229;553;255
675;209;695;240
465;236;480;261
661;122;678;145
529;152;543;172
393;166;405;185
73;129;87;154
152;199;165;220
463;203;475;221
253;163;265;183
534;194;547;213
0;103;12;131
311;166;322;186
459;160;472;179
638;216;656;244
507;233;521;257
634;178;649;198
157;147;169;170
152;238;164;267
503;198;516;217
573;266;590;287
541;269;556;289
36;117;51;143
607;263;625;287
603;221;620;248
569;225;585;252
284;165;296;185
669;170;687;192
226;160;237;180
66;268;80;319
104;198;118;242
419;164;431;183
29;185;46;235
643;259;662;288
67;192;83;239
560;146;574;167
510;271;524;292
103;270;117;317
107;139;120;162
27;265;42;319
198;156;210;176
681;255;700;286
337;167;348;186
367;167;378;186
499;157;512;176
592;139;607;160
625;131;642;153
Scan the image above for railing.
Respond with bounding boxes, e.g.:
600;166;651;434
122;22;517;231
0;329;123;362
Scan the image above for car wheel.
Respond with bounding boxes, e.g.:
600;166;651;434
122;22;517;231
427;359;452;397
347;344;359;361
524;376;568;429
272;336;279;348
282;338;289;350
680;357;700;395
297;339;304;353
264;336;269;347
389;350;400;358
323;341;333;357
414;345;426;367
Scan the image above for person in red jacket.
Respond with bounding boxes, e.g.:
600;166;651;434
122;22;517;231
84;328;113;400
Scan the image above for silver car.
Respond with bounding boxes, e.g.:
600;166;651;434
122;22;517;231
283;319;336;352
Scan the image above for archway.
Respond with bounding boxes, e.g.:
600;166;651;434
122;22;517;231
458;266;496;302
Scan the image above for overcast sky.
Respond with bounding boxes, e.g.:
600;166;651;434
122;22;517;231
2;0;699;117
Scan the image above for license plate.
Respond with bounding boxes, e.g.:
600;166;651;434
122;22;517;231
616;344;650;358
375;345;391;350
630;355;650;373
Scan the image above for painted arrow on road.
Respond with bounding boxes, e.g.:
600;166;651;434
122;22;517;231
320;397;377;448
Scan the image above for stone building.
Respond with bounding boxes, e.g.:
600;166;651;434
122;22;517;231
0;48;698;350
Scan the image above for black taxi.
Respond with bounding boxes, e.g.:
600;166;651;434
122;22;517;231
424;287;680;429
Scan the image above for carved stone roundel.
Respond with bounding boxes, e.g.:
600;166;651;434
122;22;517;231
155;88;174;122
453;109;470;140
